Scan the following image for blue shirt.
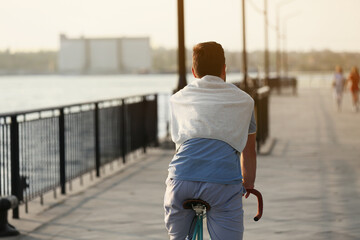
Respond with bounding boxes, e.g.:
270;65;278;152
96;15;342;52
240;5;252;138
168;111;256;185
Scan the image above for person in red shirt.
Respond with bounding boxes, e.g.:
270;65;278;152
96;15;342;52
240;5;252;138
347;66;360;112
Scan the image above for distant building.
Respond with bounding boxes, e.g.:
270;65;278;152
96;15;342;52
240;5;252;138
58;34;152;74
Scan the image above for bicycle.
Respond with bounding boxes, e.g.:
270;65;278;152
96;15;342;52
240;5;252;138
182;188;263;240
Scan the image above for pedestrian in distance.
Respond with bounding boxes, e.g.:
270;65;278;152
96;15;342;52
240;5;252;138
164;41;257;240
332;65;346;112
347;66;360;112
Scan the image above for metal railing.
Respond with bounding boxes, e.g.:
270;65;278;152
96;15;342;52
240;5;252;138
0;94;158;218
268;77;297;95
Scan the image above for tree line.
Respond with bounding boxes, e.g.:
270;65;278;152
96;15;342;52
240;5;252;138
1;48;360;74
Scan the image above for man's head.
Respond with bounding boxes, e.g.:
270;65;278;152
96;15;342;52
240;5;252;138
335;65;343;74
192;41;226;80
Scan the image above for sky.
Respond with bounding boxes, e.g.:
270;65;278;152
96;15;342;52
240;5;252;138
1;0;360;52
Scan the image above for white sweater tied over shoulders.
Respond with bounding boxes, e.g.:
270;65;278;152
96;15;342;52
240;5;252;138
170;75;254;153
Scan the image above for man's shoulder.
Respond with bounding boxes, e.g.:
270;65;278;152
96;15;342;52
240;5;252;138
170;79;254;106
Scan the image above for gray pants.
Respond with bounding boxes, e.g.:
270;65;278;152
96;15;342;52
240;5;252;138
164;179;245;240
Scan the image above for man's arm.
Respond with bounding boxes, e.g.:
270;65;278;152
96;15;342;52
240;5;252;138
241;133;257;197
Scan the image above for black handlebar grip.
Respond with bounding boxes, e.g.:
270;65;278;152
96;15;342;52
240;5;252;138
246;189;263;221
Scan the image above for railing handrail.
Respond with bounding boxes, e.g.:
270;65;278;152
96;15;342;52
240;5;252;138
0;92;158;118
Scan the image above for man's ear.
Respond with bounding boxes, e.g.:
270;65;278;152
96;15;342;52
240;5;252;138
220;64;226;81
192;67;197;78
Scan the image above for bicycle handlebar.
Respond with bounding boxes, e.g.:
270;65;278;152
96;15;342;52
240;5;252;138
245;189;263;221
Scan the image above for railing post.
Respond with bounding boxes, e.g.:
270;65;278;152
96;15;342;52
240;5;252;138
264;97;268;141
142;96;147;153
94;103;100;177
154;94;159;147
254;95;261;153
59;108;66;195
254;87;270;152
121;99;127;164
10;115;20;219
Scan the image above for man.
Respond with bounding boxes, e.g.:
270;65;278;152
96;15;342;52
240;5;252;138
164;41;257;240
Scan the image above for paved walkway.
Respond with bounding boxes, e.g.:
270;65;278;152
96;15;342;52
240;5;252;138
6;88;360;240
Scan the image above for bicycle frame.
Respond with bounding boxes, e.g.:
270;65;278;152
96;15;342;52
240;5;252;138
185;203;209;240
191;214;205;240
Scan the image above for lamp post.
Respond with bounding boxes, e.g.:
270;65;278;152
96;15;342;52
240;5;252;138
176;0;186;92
242;0;248;91
276;0;295;80
282;12;301;79
264;0;269;86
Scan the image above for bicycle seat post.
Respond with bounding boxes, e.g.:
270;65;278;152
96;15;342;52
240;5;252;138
192;204;206;216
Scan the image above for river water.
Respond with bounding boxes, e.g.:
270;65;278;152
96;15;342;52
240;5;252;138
0;72;333;114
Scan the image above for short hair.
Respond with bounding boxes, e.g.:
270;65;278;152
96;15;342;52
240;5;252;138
192;41;225;78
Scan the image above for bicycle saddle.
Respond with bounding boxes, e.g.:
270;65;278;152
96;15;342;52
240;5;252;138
182;199;211;211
